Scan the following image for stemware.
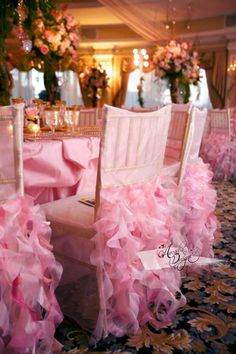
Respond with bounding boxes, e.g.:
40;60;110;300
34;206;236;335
64;107;78;132
55;100;66;128
44;106;60;133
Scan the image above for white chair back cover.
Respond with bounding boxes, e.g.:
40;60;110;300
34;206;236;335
178;107;208;186
188;108;208;162
209;108;231;135
99;104;172;189
0;103;24;202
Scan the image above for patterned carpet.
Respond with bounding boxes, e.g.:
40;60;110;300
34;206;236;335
56;180;236;354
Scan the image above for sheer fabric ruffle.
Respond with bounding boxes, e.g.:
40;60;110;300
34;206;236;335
90;159;217;341
0;197;63;354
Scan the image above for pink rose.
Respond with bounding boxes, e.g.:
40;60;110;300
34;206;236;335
44;30;53;41
40;44;49;55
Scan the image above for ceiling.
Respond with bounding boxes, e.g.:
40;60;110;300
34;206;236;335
58;0;236;50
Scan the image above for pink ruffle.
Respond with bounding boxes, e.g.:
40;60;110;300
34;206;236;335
91;178;187;340
90;159;217;341
0;197;63;354
200;132;236;180
180;158;218;258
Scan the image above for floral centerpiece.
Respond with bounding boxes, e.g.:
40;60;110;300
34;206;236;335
79;64;109;107
23;6;80;103
153;40;200;103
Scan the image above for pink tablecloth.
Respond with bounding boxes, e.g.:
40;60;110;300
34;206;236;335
23;137;100;204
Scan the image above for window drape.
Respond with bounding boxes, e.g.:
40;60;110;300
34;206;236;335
113;57;154;107
124;68;212;109
10;69;84;105
124;69;169;108
201;48;227;108
60;71;84;106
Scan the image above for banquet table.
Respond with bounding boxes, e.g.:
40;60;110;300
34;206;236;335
23;136;100;204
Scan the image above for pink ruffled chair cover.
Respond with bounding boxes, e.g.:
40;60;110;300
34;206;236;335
0;197;63;354
91;104;187;340
91;180;186;340
42;104;218;345
0;104;63;353
179;158;218;258
170;107;218;259
200;108;236;180
43;105;189;341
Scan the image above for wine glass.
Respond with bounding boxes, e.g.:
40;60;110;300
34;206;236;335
64;107;76;132
44;107;60;133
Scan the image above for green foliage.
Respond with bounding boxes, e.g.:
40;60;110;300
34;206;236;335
0;62;13;105
0;0;18;60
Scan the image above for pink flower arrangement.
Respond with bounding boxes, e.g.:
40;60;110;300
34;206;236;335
80;65;109;94
28;8;80;65
79;64;109;107
153;40;200;85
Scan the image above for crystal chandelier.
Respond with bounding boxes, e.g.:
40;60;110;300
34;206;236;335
16;0;32;53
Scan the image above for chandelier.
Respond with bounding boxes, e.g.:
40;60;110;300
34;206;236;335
133;48;149;69
16;0;32;53
227;60;236;73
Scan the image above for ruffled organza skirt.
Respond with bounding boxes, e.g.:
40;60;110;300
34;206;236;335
0;197;63;354
200;125;236;180
90;158;218;341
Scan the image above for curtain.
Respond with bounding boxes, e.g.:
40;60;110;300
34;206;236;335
227;73;236;107
124;69;169;108
201;48;228;108
112;58;134;107
11;69;35;102
10;69;84;105
98;0;169;41
113;57;154;107
60;70;84;106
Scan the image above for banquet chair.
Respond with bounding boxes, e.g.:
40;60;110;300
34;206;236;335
0;103;24;202
162;103;192;182
176;107;218;258
200;108;231;180
0;104;63;353
79;108;98;126
164;103;192;165
41;104;187;341
208;108;231;135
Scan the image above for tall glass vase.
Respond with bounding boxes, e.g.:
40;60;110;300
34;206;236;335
43;59;59;104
